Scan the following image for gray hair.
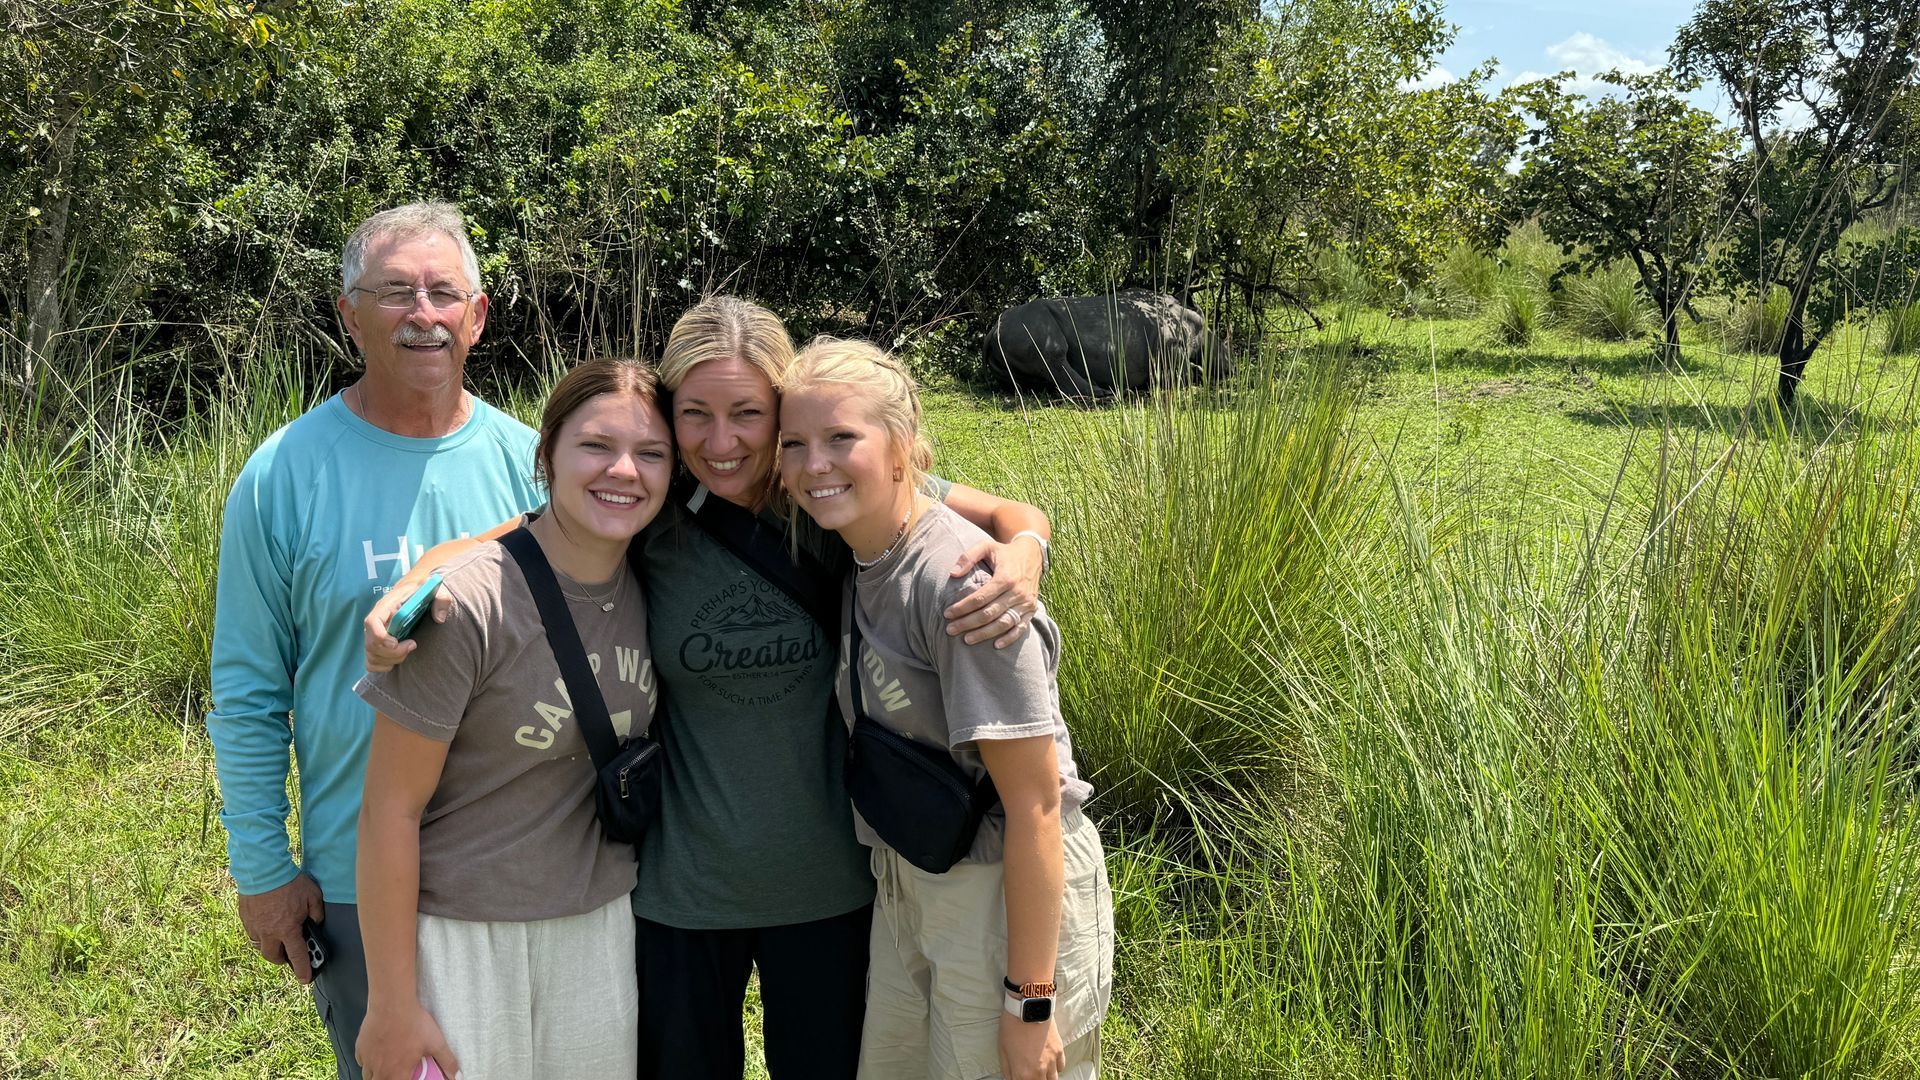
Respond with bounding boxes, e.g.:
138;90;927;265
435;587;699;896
339;201;483;298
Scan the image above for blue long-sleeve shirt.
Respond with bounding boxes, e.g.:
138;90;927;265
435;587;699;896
207;394;541;901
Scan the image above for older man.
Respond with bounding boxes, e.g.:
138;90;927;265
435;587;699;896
206;202;542;1078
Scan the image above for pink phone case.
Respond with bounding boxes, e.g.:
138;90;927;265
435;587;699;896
413;1061;447;1080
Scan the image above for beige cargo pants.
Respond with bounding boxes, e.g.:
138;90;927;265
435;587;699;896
857;811;1115;1080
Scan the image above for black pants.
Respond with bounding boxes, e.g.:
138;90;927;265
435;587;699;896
637;902;873;1080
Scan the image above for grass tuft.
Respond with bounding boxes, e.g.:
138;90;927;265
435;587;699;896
1484;275;1549;346
1717;286;1792;354
1885;301;1920;355
1558;262;1654;342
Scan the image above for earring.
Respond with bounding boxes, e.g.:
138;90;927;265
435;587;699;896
893;467;902;482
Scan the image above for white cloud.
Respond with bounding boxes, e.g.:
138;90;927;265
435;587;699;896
1544;32;1661;77
1400;65;1458;91
1504;33;1664;96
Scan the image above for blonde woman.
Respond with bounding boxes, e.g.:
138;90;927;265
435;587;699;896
365;297;1054;1079
778;338;1114;1080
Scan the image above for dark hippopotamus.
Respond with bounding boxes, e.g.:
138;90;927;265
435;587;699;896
983;290;1231;398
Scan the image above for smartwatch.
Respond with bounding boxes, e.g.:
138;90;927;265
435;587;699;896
1003;976;1056;1023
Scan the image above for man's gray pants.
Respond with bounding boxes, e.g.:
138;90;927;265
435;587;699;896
310;901;369;1080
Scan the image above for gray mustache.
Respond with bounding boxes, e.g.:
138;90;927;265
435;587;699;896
394;325;454;346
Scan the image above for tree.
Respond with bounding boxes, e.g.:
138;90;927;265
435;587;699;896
1513;71;1737;359
1163;0;1515;325
2;0;306;395
1082;0;1259;284
1674;0;1920;406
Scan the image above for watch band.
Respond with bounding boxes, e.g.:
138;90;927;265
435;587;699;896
1003;975;1057;998
1010;530;1050;577
1002;975;1057;1023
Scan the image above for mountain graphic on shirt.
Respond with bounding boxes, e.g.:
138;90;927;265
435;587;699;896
705;593;796;632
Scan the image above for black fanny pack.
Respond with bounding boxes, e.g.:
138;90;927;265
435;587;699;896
500;527;662;846
844;612;999;874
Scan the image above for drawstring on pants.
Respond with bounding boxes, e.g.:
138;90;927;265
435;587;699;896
871;846;902;951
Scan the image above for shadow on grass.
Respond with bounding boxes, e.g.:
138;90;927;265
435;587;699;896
1566;395;1915;437
1423;343;1705;380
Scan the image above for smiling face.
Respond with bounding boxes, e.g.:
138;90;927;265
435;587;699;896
671;357;779;507
542;391;675;551
337;230;487;397
779;384;911;554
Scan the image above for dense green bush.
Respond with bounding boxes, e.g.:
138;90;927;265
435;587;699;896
5;0;1520;407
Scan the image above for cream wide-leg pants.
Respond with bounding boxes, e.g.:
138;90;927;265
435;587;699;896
414;894;637;1080
857;811;1115;1080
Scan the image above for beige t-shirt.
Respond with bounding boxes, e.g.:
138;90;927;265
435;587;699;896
354;541;655;922
835;502;1093;864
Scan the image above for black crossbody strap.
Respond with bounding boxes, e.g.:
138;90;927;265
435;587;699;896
499;527;623;770
685;485;841;637
846;585;867;722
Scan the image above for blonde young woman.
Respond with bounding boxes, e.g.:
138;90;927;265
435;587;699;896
777;338;1114;1080
365;296;1053;1080
353;359;671;1079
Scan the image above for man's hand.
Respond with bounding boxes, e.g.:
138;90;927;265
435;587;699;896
998;1012;1065;1080
236;872;325;984
357;1001;460;1080
364;582;455;673
944;534;1046;648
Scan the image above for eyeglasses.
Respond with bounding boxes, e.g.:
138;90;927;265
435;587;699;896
350;285;476;311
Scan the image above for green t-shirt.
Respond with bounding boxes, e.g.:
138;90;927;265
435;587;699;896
628;490;872;927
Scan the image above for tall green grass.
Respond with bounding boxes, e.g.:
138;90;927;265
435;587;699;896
0;355;321;739
1017;352;1373;823
1422;243;1503;318
1021;358;1920;1076
8;330;1920;1077
1717;286;1793;355
1497;219;1564;288
1312;247;1389;308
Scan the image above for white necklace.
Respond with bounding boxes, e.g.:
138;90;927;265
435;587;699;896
561;571;623;612
854;505;915;568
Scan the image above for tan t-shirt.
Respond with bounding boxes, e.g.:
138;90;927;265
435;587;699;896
835;501;1093;864
354;541;655;922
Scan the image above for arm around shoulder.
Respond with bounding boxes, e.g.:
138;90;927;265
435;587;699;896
364;514;522;672
939;485;1050;647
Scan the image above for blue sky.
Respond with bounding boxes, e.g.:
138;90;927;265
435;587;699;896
1414;0;1733;115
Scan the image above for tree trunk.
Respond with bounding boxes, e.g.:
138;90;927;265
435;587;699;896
25;107;81;382
1777;320;1817;409
1774;265;1824;410
1660;298;1682;363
